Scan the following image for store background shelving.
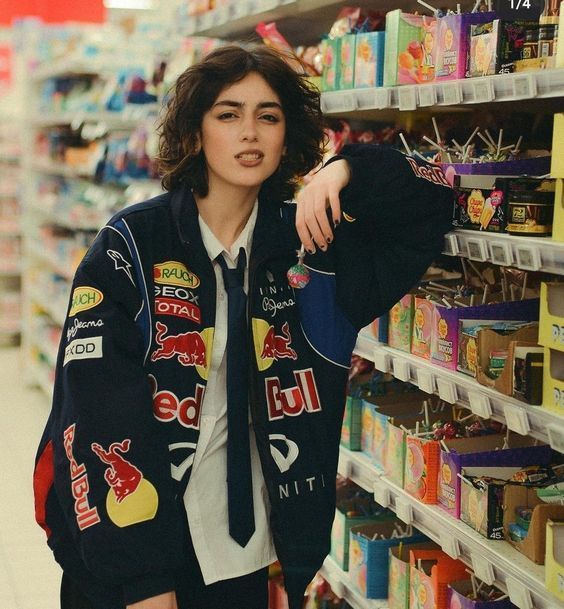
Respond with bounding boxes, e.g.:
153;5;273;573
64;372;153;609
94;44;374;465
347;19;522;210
4;1;563;607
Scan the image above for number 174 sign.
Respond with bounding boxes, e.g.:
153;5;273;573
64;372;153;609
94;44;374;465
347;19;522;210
493;0;543;18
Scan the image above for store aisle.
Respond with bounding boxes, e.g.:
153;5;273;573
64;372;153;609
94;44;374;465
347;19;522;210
0;348;60;609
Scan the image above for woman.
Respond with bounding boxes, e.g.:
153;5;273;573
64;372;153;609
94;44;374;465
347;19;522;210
34;45;453;609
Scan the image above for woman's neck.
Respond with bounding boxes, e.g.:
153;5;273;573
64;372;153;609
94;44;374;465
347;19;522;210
194;184;259;251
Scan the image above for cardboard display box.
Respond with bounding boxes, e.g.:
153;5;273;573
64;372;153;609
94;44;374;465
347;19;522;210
341;396;362;451
389;542;440;609
447;581;517;609
545;519;564;600
539;282;564;351
388;293;414;353
542;347;564;415
354;31;386;89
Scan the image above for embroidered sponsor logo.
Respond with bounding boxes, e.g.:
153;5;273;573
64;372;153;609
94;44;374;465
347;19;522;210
253;319;298;371
265;368;321;421
406;157;450;188
66;318;104;342
151;321;206;365
155;297;201;323
149;374;204;430
63;424;100;531
91;439;158;528
64;336;103;366
278;473;326;500
154;261;200;288
259;283;296;318
269;433;299;473
69;287;103;317
107;250;134;284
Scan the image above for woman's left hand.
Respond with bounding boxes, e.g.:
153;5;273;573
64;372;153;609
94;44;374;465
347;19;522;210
295;158;351;254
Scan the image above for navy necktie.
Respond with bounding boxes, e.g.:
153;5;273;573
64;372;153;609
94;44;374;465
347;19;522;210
216;248;255;547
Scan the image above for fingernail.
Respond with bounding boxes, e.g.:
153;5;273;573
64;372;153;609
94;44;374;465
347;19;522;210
307;247;315;255
326;236;333;244
334;219;340;228
320;244;327;251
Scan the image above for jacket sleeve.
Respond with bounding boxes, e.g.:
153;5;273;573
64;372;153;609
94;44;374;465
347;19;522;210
49;221;182;604
327;144;454;330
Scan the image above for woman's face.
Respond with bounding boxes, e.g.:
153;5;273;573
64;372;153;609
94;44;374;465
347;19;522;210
199;71;286;197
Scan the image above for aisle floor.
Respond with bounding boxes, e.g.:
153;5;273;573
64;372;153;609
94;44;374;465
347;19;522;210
1;347;60;609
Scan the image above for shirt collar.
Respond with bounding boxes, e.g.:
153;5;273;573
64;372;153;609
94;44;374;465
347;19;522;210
198;199;259;267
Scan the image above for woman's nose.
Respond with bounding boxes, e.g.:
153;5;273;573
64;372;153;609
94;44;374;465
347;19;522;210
239;116;258;142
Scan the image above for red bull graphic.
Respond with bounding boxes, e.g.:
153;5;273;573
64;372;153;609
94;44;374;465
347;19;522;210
91;438;158;528
149;374;204;430
151;321;207;367
253;319;298;371
265;368;322;421
63;424;100;531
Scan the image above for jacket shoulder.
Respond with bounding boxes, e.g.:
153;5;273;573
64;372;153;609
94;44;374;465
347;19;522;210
107;192;172;227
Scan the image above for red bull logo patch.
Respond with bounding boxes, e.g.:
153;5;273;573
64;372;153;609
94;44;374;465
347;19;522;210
154;261;200;288
151;322;213;379
149;374;204;430
91;439;158;528
63;424;100;531
265;368;322;421
252;319;298;371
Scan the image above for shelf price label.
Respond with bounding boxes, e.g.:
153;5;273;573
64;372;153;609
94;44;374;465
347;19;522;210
398;87;417;111
512;73;537;99
417;369;435;394
547;424;564;453
468;392;493;418
472;78;495;103
503;404;531;435
506;576;533;609
442;82;462;105
490;241;513;266
515;246;541;271
395;497;413;524
337;454;352;478
471;554;495;585
393;358;410;382
373;480;391;508
375;88;391;109
440;531;460;559
437;378;458;404
467;238;488;262
493;0;543;20
446;233;460;256
418;85;436;107
373;348;390;373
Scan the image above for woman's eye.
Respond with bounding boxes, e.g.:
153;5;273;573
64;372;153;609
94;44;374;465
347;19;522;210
260;114;280;123
218;112;237;120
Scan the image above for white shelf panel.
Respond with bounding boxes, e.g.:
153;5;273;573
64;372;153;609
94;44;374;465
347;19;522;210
321;68;564;114
338;447;558;609
354;335;564;453
31;108;158;129
319;555;388;609
445;230;564;276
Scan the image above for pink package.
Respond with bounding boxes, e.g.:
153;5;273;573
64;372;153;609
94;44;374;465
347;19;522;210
411;297;434;360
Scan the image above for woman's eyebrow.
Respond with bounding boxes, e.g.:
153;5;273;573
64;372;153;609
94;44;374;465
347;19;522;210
212;100;283;110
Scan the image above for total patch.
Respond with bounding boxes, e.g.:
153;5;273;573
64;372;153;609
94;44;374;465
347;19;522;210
69;286;104;317
154;261;200;288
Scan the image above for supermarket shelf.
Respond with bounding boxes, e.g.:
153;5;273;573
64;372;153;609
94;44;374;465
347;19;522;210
337;447;558;609
354;335;564;454
31;58;158;82
321;68;564;114
0;266;21;276
445;230;564;276
319;555;388;609
26;241;75;281
31;108;158;129
27;201;111;232
31;158;95;180
27;359;54;401
28;286;67;328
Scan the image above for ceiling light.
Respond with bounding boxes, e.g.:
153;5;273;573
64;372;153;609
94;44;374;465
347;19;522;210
104;0;157;9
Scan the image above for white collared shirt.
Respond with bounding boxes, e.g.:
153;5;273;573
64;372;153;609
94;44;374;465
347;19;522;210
184;200;277;584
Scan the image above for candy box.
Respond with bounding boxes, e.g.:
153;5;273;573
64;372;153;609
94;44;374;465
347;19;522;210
341;396;362;450
545;519;564;600
434;12;495;81
321;37;340;92
383;10;436;87
411;297;435;360
361;400;378;458
451;174;508;233
460;468;508;539
409;549;468;609
389;542;439;609
349;521;427;599
388;293;414;353
431;298;540;371
354;31;386;88
404;434;446;504
359;313;388;344
438;435;552;519
503;483;564;564
447;581;517;609
539;282;564;352
338;33;356;90
542;346;564;414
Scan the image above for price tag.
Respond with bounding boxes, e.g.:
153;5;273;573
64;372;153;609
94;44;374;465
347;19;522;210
373;481;391;508
336;91;356;113
398;87;417;111
396;497;413;524
516;246;541;271
445;233;459;256
471;554;495;585
355;88;377;110
512;73;537;99
418;85;436;107
493;0;543;21
373;348;390;373
467;238;488;262
417;369;435;394
503;404;531;435
468;392;493;418
490;241;513;266
547;424;564;453
393;358;410;382
337;454;352;478
437;378;458;404
442;82;462;105
506;575;533;609
472;78;495;103
329;576;345;600
259;0;280;10
440;531;460;559
375;88;391;109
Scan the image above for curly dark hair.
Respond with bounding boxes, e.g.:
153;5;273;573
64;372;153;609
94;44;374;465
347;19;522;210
156;44;326;200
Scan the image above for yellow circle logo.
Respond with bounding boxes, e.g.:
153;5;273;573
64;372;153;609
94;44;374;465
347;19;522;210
106;478;159;528
69;286;103;317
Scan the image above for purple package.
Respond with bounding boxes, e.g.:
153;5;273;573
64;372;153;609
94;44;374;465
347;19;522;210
440;156;552;177
438;437;551;519
448;581;518;609
431;298;539;370
435;12;495;81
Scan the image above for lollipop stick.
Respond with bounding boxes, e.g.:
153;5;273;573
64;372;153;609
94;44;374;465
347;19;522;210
399;133;412;155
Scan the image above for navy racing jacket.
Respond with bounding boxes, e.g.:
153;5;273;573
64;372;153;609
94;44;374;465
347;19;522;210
34;145;454;609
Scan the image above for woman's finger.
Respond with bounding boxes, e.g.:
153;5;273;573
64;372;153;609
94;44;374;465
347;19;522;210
295;195;316;253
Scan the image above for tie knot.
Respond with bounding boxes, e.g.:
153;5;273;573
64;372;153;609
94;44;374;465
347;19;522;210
217;247;246;289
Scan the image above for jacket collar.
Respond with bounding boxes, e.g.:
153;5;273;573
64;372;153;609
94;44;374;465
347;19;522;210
170;182;299;265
